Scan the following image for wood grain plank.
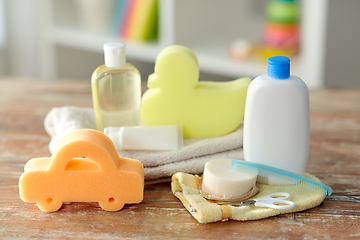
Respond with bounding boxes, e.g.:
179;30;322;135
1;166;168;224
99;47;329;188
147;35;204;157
1;79;360;239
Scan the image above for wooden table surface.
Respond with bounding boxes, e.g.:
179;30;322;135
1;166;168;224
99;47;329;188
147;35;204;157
0;78;360;239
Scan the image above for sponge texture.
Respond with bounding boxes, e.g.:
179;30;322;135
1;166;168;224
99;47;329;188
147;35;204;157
141;45;251;139
19;129;144;212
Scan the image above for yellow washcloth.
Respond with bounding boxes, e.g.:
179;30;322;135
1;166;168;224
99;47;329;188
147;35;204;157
171;172;326;223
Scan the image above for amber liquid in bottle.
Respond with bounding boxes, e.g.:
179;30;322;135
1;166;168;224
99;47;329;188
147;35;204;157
92;63;141;132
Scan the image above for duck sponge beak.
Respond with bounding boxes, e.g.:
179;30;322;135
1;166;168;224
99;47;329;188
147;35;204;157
147;73;158;89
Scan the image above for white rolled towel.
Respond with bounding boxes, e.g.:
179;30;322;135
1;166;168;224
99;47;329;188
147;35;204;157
44;106;244;181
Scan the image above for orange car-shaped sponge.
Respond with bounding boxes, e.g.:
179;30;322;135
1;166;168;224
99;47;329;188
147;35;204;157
19;129;144;212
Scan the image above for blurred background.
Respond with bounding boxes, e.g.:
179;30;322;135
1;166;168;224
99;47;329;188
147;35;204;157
0;0;359;88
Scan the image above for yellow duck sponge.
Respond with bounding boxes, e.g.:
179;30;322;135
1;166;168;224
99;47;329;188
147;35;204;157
140;45;251;139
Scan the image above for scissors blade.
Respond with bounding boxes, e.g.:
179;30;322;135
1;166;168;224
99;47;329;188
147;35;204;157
238;200;256;206
216;200;256;206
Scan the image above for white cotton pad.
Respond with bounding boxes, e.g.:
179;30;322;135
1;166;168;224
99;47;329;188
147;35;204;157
201;158;257;200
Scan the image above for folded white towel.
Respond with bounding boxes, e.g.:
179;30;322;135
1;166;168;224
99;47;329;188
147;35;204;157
44;106;244;181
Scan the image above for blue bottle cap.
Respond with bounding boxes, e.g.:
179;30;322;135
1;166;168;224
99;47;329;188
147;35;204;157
267;56;290;79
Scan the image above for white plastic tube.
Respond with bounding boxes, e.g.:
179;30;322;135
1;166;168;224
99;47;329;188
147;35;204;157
243;56;310;184
104;125;183;151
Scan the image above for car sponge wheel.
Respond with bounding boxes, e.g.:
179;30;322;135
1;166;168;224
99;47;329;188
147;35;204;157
99;197;124;211
36;198;63;212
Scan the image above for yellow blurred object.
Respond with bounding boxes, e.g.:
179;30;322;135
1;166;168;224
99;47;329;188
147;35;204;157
256;45;298;62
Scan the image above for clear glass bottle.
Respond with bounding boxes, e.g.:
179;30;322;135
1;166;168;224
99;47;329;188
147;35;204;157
91;42;141;132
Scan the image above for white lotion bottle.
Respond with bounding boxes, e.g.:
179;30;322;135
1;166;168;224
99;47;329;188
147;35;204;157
243;56;310;184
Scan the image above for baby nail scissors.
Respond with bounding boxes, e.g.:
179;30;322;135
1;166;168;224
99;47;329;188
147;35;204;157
217;192;296;210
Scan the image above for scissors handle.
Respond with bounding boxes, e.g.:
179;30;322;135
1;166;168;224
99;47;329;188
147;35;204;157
254;192;291;201
253;192;295;210
216;192;295;210
254;199;295;210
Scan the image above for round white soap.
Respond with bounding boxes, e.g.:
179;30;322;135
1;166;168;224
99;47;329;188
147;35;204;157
201;158;257;200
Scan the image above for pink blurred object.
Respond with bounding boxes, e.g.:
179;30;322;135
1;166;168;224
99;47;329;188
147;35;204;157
263;22;299;48
228;39;254;62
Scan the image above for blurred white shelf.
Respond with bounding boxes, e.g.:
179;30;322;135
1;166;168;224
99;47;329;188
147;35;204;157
51;27;162;62
37;0;328;88
196;52;265;79
51;27;266;79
